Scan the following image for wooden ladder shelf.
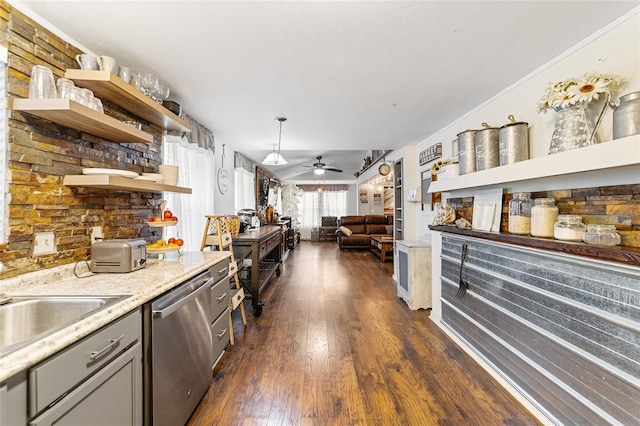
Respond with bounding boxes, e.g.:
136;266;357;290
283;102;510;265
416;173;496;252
200;215;247;345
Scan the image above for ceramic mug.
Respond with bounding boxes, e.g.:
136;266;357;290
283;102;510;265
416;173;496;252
118;66;131;83
98;56;119;74
75;53;99;70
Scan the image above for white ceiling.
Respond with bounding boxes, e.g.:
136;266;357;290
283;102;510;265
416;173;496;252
13;0;639;182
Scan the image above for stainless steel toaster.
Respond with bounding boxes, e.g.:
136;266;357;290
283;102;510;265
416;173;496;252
90;239;147;273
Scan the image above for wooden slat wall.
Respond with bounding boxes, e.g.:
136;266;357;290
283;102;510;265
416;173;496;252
440;235;640;425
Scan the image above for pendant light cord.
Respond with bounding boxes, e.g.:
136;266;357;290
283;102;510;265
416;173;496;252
276;120;283;164
275;116;286;165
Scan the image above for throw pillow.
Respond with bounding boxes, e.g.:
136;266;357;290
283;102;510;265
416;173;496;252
338;226;352;236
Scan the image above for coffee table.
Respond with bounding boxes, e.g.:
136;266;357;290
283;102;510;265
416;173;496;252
370;236;394;262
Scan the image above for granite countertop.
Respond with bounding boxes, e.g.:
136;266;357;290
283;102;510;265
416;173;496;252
0;250;231;382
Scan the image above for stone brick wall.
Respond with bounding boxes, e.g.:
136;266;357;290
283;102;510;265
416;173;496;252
0;2;165;278
449;184;640;248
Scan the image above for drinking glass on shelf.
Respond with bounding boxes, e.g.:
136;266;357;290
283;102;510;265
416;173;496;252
56;78;74;100
69;86;84;104
29;65;57;99
89;97;104;113
80;88;94;107
140;72;159;98
130;72;142;91
158;81;170;100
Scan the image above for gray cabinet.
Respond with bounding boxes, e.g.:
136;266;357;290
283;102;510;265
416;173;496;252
0;371;27;425
29;310;142;426
30;343;142;426
211;307;230;366
210;261;231;366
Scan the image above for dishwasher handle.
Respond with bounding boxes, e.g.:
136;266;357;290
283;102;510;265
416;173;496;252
153;276;213;319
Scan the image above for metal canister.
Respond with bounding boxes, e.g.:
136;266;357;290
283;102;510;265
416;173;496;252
457;129;477;175
474;123;500;171
612;91;640;139
499;115;529;165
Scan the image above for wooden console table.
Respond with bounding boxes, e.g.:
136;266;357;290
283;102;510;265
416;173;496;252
370;236;394;262
232;226;282;316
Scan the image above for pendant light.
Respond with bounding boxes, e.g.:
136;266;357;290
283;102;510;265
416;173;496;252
262;117;288;166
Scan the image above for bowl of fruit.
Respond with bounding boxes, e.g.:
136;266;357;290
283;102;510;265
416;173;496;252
147;237;184;254
146;210;179;227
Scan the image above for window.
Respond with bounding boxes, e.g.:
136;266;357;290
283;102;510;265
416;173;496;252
234;167;255;212
299;189;347;240
163;133;215;251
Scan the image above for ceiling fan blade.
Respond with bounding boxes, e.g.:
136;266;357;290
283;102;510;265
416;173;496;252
324;167;343;173
280;169;312;179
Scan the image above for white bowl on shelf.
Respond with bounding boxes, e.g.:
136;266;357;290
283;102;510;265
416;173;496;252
141;173;164;183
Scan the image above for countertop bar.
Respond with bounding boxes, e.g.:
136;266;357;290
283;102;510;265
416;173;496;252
232;225;281;242
429;225;640;266
0;251;231;381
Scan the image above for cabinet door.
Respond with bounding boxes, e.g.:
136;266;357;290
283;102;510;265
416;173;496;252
1;372;27;426
211;308;230;366
30;342;142;426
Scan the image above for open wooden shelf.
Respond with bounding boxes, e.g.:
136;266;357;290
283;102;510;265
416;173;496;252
428;135;640;193
429;225;640;267
64;70;191;133
63;174;192;194
12;98;153;144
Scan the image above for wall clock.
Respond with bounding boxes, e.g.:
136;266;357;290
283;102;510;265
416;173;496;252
217;168;228;194
378;162;391;176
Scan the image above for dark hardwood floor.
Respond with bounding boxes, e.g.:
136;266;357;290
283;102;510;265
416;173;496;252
188;242;541;426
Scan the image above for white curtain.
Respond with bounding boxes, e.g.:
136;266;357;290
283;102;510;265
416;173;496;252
234;167;255;212
299;190;347;240
163;134;215;251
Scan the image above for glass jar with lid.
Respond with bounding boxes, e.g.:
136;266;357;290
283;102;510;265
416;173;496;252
530;198;558;238
554;215;586;241
583;225;621;246
508;192;532;235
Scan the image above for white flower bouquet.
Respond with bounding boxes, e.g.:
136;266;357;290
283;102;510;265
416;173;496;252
537;72;623;113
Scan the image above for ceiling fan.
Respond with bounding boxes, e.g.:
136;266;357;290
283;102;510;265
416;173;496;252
303;156;343;175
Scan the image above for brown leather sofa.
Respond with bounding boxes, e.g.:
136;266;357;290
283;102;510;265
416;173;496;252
335;215;393;249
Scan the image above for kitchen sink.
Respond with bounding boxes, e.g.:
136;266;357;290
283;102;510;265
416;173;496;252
0;295;128;357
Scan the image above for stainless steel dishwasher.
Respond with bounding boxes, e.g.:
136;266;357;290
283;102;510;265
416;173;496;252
143;269;214;426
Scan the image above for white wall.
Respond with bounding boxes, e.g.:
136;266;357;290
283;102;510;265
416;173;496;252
346;184;358;215
414;10;640;240
356;184;386;215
